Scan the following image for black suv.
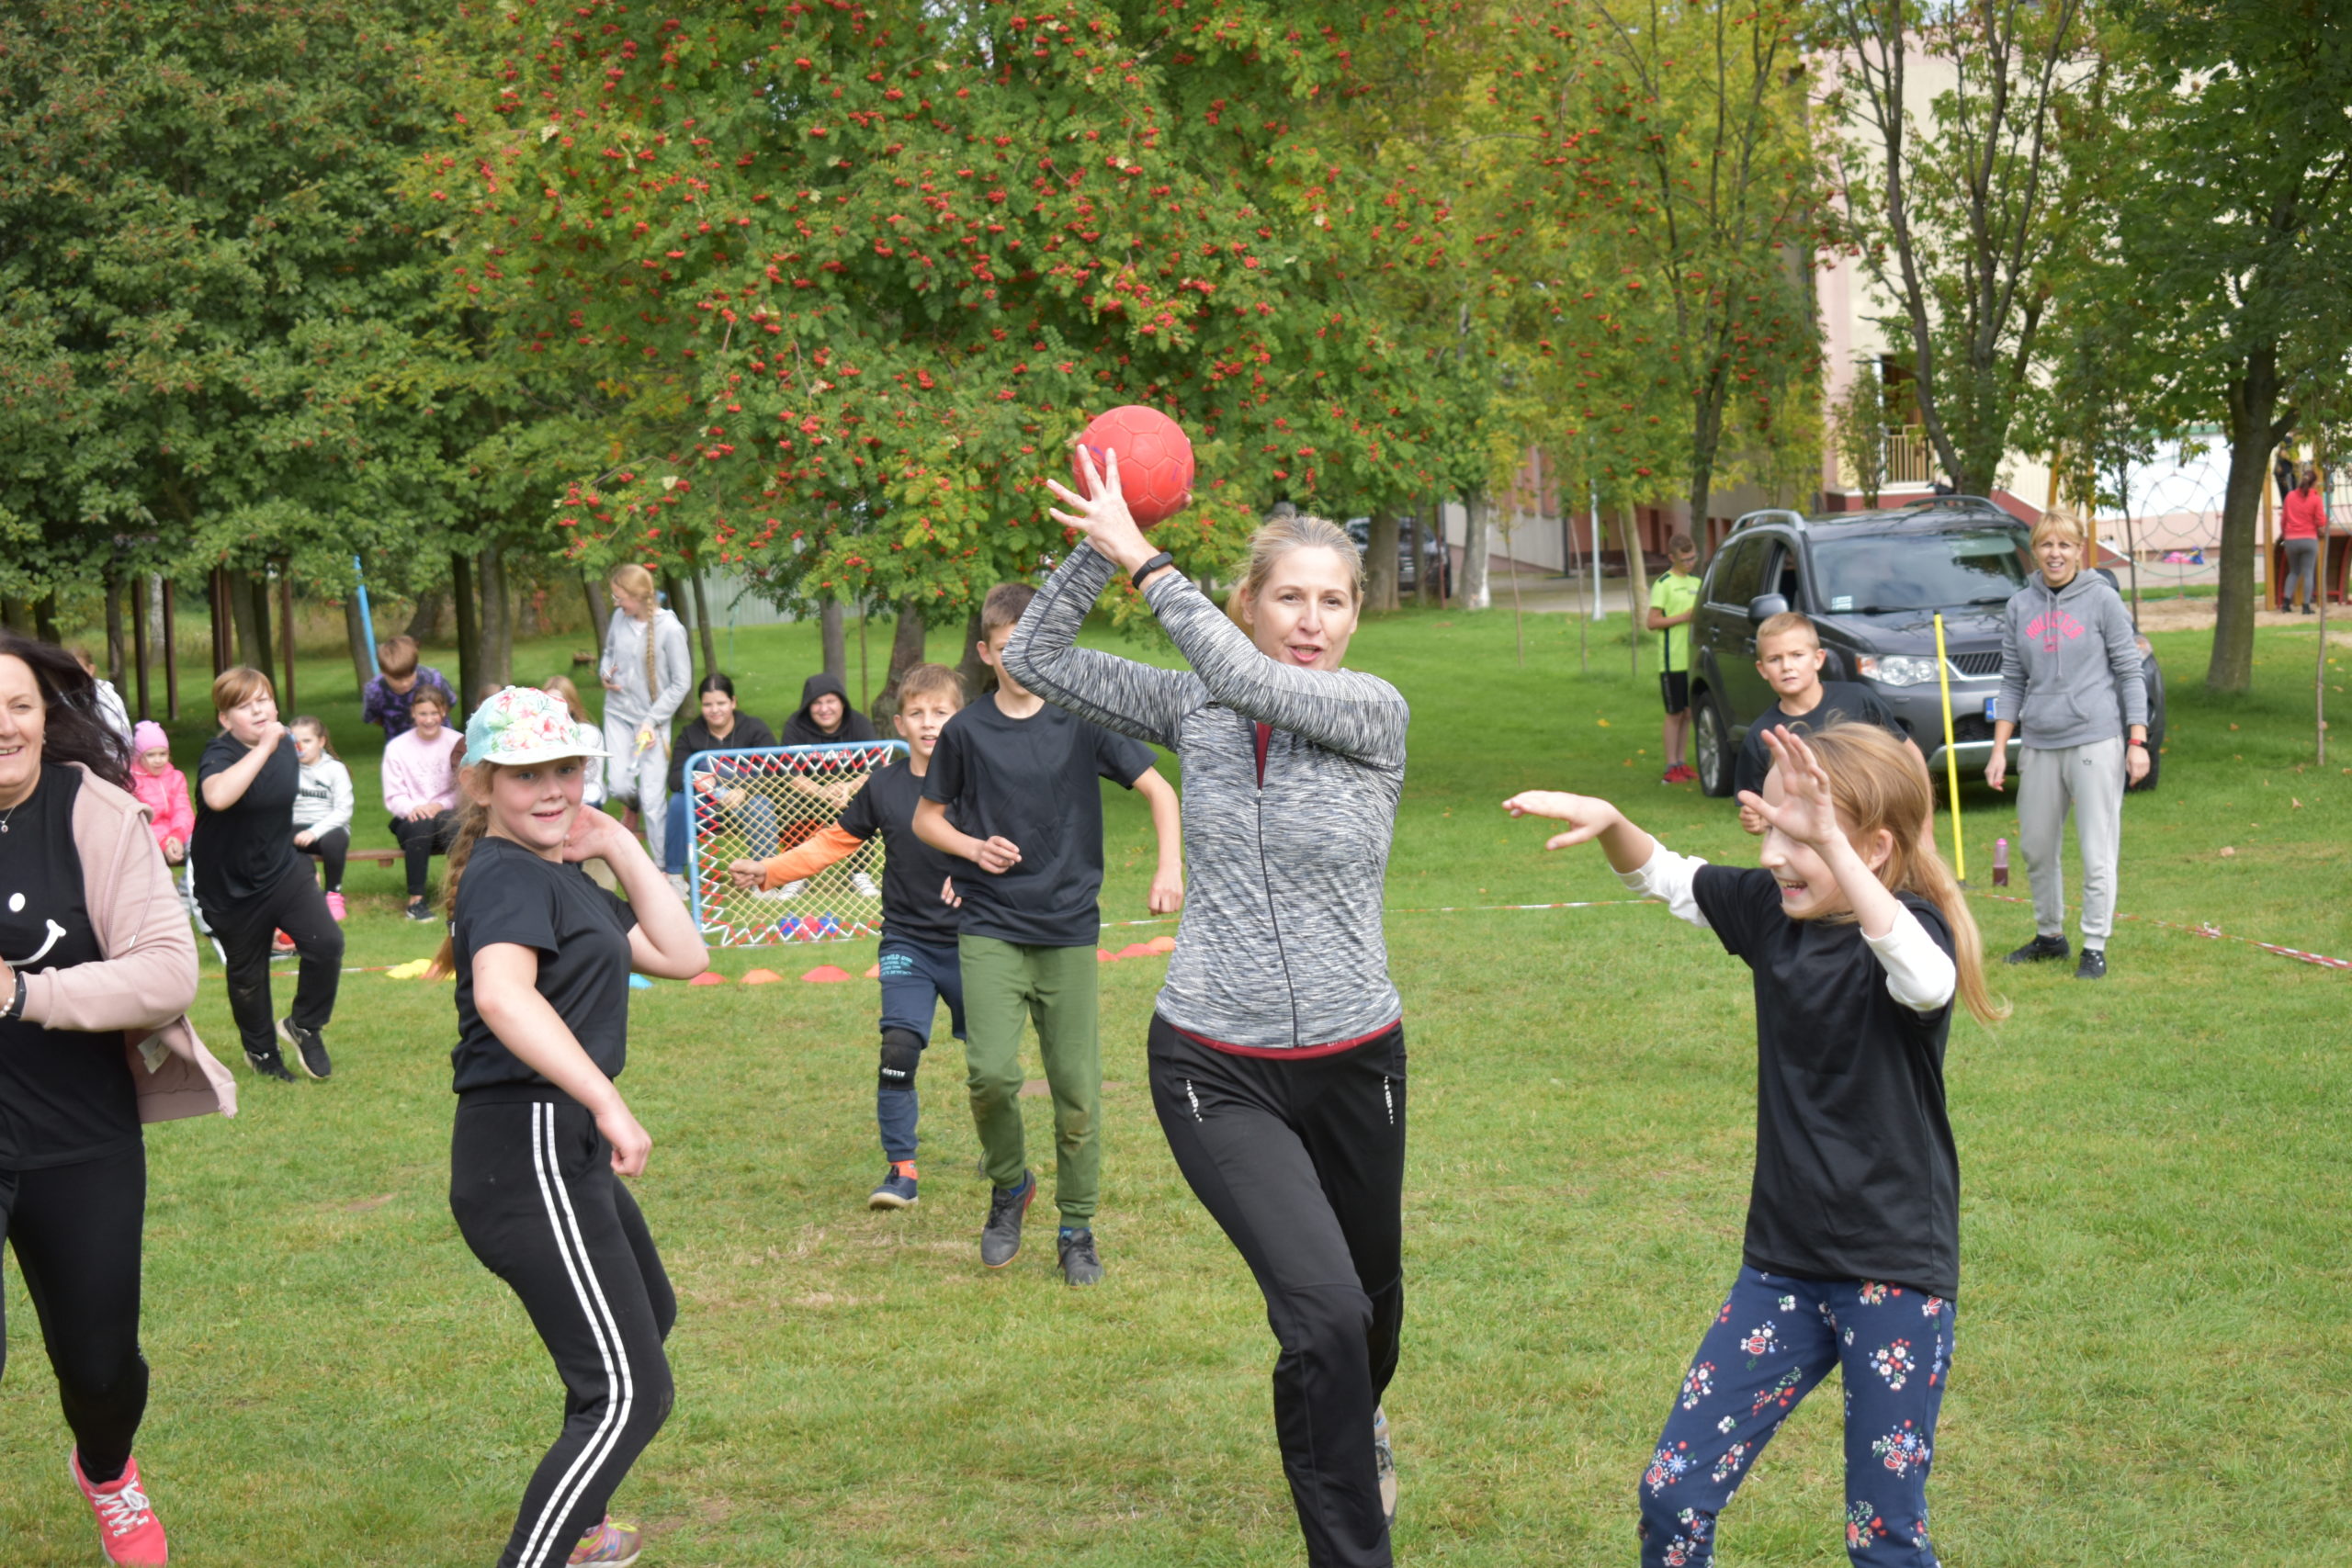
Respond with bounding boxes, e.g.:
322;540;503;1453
1686;498;2166;797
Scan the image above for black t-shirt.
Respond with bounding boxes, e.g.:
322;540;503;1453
192;730;304;907
449;836;638;1096
1694;864;1960;1299
0;766;137;1169
1735;682;1906;798
922;695;1154;947
838;760;964;948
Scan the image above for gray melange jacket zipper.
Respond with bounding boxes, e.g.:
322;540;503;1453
1003;544;1408;1052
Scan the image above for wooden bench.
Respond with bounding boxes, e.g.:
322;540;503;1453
348;847;403;869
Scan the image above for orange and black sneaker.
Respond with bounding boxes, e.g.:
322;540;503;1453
869;1160;919;1210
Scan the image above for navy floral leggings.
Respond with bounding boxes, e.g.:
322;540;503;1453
1638;1267;1956;1568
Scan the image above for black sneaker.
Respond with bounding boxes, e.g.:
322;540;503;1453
868;1163;919;1210
404;898;435;923
277;1018;333;1079
980;1171;1035;1269
1057;1227;1103;1287
243;1047;296;1083
2004;933;2070;965
2075;947;2107;981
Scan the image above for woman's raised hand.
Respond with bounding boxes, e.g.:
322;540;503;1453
1500;790;1623;852
1044;446;1155;574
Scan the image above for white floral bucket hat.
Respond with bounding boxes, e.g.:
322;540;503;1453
463;686;607;768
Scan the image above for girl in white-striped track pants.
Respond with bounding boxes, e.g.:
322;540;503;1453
434;686;709;1568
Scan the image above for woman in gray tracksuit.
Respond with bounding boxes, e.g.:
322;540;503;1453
597;564;694;871
1012;455;1410;1568
1986;513;2149;978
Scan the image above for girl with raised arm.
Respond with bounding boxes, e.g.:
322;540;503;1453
1009;451;1411;1568
433;688;707;1568
1504;723;2004;1568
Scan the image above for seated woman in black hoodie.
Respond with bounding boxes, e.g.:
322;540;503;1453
778;671;880;815
663;674;780;883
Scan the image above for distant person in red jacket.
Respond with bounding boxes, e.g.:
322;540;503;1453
2280;464;2329;615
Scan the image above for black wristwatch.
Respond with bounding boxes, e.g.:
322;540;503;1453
1131;551;1178;589
2;971;24;1023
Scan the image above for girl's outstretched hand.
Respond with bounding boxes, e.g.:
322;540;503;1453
1742;727;1839;849
1501;790;1623;852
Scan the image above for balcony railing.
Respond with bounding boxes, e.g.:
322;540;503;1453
1835;424;1939;494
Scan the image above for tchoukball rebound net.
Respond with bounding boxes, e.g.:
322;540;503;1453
683;740;907;946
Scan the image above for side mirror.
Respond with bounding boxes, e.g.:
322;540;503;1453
1747;592;1790;622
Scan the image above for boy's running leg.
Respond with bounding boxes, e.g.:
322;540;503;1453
263;869;344;1042
1030;942;1102;1230
451;1100;674;1568
1833;1282;1955;1566
206;896;285;1067
956;936;1035;1193
1149;1020;1389;1568
1635;1269;1840;1568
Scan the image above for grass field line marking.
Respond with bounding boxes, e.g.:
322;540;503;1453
1966;891;2352;972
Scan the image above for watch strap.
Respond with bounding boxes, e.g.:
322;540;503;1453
1132;551;1177;588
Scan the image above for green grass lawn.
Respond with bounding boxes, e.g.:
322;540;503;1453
4;606;2347;1565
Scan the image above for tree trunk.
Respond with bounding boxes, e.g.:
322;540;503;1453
162;578;181;717
1617;504;1651;663
239;571;271;675
479;544;512;688
688;567;717;680
131;575;153;721
1367;512;1401;612
956;606;989;693
277;569;297;718
874;599;932;723
0;598;25;633
450;551;481;706
405;588;444;643
2210;344;2290;694
104;571;126;689
662;570;693;656
820;596;847;683
579;570;605;659
1457;491;1492;611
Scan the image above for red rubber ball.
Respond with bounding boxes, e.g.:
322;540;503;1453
1072;405;1195;526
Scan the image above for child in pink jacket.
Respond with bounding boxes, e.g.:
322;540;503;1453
130;720;196;867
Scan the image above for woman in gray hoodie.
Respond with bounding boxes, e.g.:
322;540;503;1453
1985;513;2149;979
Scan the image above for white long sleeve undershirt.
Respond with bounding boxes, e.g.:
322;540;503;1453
1618;844;1958;1016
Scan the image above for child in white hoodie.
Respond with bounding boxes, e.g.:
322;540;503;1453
289;716;356;921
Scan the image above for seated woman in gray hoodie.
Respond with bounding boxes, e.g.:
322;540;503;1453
1985;512;2149;979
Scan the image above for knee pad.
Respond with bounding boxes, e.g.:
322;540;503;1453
878;1028;924;1092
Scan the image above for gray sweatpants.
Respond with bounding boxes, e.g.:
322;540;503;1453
602;711;671;870
2017;735;2125;946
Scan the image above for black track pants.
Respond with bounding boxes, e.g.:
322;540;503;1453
298;826;350;893
390;810;460;899
1148;1016;1406;1568
202;865;343;1058
450;1097;676;1568
0;1144;149;1483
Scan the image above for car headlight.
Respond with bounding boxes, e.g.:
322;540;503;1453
1856;654;1940;687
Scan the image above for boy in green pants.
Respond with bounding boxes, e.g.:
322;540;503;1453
914;582;1183;1285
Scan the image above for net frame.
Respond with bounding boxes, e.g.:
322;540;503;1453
684;739;909;946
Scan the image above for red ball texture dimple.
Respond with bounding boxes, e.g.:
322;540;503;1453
1071;405;1195;526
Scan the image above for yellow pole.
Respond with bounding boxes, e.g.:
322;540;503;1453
1933;613;1967;881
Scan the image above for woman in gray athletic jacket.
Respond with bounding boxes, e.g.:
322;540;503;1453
1012;452;1410;1568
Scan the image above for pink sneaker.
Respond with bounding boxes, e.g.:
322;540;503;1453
325;891;346;922
71;1450;168;1565
568;1516;643;1566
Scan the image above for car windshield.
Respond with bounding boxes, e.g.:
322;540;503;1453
1812;528;2031;614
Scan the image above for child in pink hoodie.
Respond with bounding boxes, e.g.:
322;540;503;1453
130;719;196;867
